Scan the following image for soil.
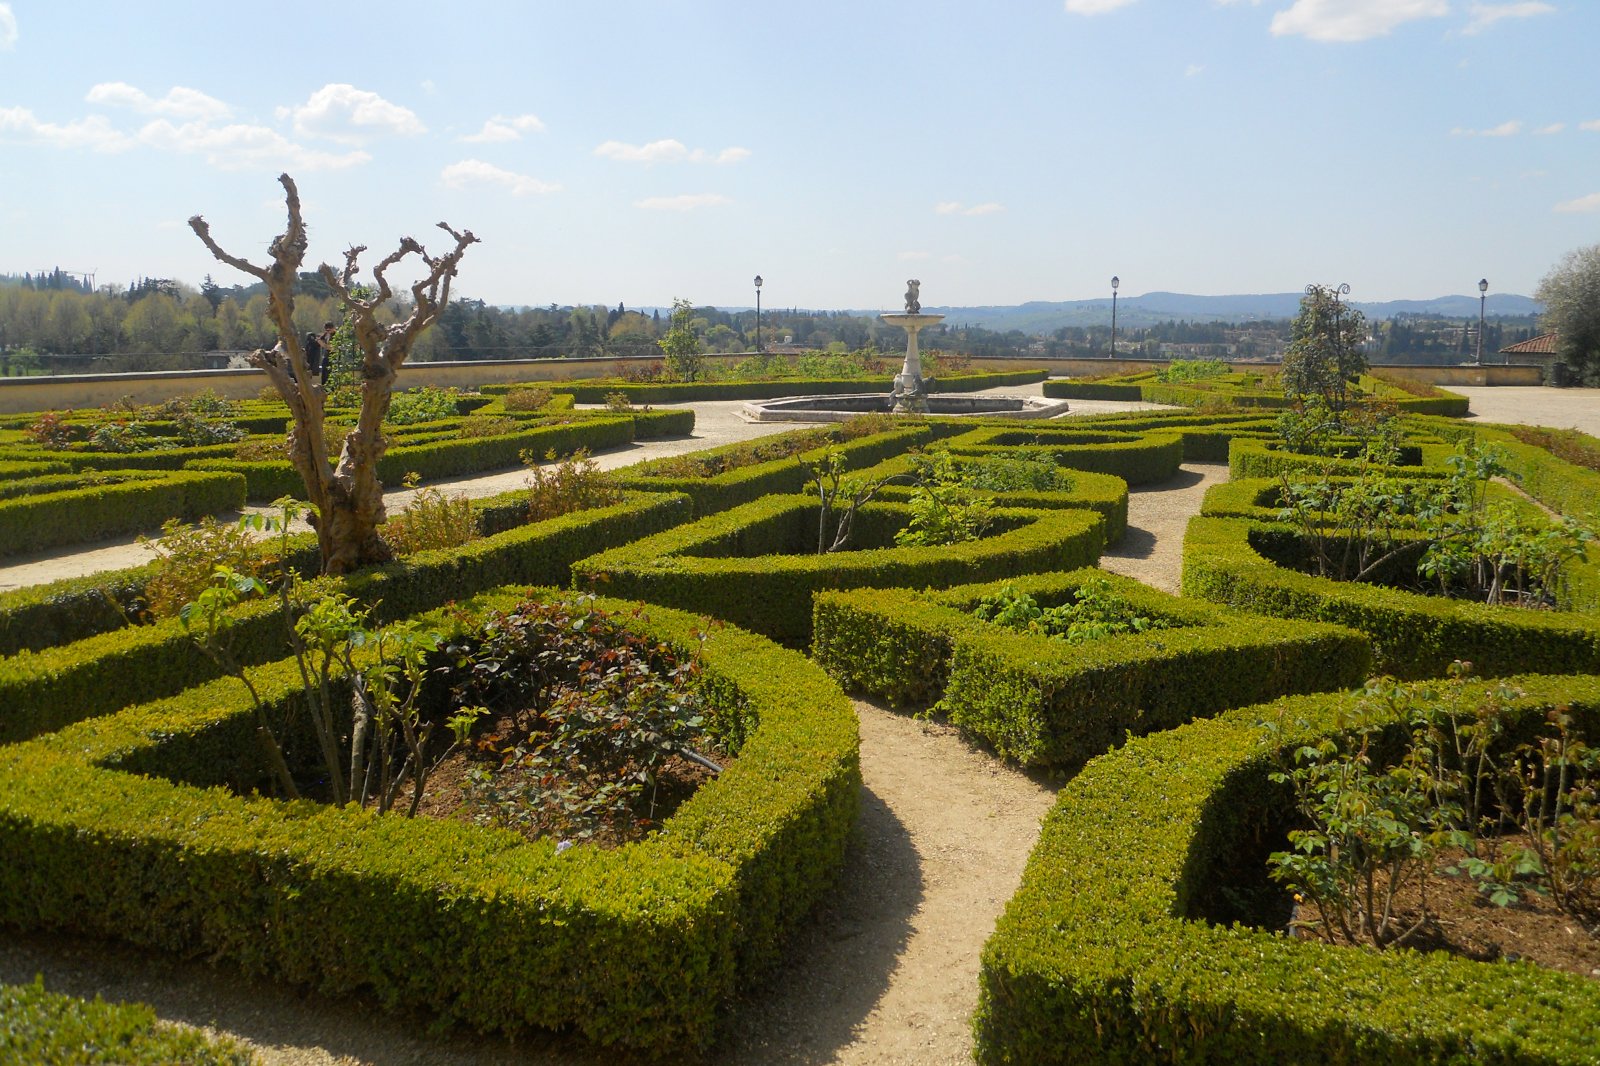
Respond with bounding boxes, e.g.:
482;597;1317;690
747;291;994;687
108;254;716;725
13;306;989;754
413;743;724;849
1288;836;1600;979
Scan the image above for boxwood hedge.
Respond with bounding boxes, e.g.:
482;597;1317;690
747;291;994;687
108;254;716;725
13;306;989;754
0;469;247;557
572;495;1105;647
0;590;859;1055
0;977;255;1065
1183;513;1600;678
0;491;691;744
936;425;1185;485
849;452;1130;544
609;425;933;516
811;568;1370;767
974;674;1600;1065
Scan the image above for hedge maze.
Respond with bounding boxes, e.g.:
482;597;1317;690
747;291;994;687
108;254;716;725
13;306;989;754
6;380;1600;1060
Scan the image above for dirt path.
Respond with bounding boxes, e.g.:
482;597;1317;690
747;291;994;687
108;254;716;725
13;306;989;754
1100;463;1230;593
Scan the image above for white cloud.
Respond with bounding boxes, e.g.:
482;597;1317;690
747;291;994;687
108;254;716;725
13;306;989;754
0;4;16;49
1583;120;1600;132
0;107;132;152
595;138;749;164
1270;0;1449;42
278;84;425;145
461;113;547;143
935;200;1004;216
139;119;368;171
1452;120;1523;136
1064;0;1137;13
1463;2;1555;35
1185;63;1206;77
1555;192;1600;214
633;193;731;211
1534;123;1565;135
440;159;560;196
86;82;231;122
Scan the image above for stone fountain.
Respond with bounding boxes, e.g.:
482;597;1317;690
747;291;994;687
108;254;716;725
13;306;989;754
740;281;1070;423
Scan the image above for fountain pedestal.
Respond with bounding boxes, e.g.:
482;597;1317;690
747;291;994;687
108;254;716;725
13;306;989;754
879;312;945;414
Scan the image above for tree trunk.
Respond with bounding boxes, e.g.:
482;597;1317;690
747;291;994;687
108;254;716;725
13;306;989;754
191;173;476;576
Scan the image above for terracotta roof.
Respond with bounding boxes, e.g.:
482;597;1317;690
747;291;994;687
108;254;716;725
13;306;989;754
1500;332;1560;355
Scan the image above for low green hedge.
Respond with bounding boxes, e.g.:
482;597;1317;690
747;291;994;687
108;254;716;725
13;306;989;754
937;425;1185;485
0;590;859;1055
0;469;247;557
1183;513;1600;678
0;459;71;478
0;491;691;744
0;441;243;471
572;494;1105;647
610;425;934;516
487;369;1048;405
0;977;255;1064
848;453;1130;544
1227;436;1445;480
1042;373;1470;417
811;569;1370;767
187;416;641;501
974;674;1600;1065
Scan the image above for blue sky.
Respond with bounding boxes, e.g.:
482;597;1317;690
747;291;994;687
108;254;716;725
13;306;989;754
1;1;1596;313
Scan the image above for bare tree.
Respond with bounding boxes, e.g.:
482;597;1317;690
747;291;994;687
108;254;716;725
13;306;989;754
190;173;477;574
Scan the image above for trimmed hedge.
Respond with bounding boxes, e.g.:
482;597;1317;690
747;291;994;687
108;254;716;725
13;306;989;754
1183;513;1600;678
0;469;247;557
848;452;1130;544
572;494;1105;647
0;491;691;744
610;425;934;516
938;425;1185;485
812;569;1370;767
0;459;71;478
0;590;859;1055
186;416;642;501
482;368;1049;405
974;674;1600;1065
1043;372;1470;417
1227;436;1446;480
0;977;255;1064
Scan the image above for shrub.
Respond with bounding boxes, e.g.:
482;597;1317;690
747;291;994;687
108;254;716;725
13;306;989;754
22;411;75;448
523;448;624;522
457;413;519;438
385;386;465;425
140;515;278;620
380;483;481;556
503;386;553;412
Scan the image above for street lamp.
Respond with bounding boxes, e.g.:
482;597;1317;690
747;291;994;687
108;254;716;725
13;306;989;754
1477;278;1488;366
753;275;763;353
1110;275;1120;359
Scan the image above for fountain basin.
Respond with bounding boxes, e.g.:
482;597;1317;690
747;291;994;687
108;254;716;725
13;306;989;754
740;392;1070;423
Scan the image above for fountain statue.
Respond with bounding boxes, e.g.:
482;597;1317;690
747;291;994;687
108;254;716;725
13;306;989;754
879;279;943;413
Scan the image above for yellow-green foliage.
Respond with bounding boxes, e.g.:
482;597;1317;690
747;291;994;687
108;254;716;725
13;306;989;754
0;592;859;1055
974;675;1600;1065
812;569;1370;767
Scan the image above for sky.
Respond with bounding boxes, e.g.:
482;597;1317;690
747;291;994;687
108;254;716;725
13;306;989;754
1;0;1597;314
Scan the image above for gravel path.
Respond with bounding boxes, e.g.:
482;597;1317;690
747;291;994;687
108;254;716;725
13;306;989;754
4;383;1591;1063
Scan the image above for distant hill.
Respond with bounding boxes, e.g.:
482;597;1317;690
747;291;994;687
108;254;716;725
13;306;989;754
874;292;1542;333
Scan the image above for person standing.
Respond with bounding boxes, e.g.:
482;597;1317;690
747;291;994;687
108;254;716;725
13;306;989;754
304;322;336;388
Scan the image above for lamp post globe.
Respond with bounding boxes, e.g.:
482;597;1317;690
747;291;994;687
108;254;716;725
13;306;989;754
754;275;763;353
